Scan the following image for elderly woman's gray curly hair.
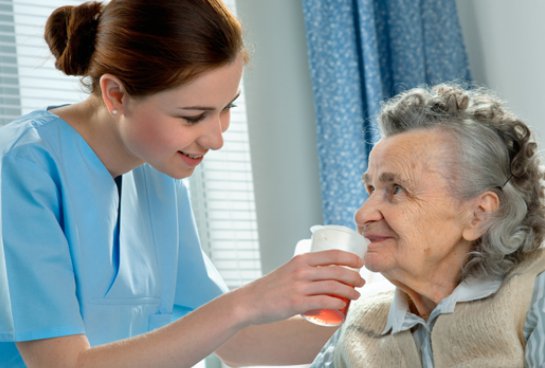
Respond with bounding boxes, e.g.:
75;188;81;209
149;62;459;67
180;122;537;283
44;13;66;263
377;83;545;278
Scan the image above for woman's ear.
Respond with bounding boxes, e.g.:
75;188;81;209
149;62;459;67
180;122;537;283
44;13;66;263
462;191;500;241
99;74;126;116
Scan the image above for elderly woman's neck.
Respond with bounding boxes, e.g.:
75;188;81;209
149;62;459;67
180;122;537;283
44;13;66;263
404;287;453;320
394;270;463;320
387;246;471;320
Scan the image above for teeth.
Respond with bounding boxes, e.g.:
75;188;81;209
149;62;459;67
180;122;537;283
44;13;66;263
180;151;202;159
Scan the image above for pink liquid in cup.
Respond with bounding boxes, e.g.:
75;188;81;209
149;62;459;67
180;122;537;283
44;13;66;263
303;296;350;326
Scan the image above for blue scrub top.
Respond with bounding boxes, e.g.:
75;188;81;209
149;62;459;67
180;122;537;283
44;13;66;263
0;109;228;366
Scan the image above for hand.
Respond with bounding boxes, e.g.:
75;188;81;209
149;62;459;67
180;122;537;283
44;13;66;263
233;249;365;325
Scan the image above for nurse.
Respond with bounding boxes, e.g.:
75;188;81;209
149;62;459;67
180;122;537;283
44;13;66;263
0;1;364;367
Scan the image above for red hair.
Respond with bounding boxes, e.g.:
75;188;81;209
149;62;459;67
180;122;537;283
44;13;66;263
44;0;246;97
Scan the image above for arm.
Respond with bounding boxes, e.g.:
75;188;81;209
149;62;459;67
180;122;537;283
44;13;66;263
17;250;364;368
17;289;251;368
216;317;338;367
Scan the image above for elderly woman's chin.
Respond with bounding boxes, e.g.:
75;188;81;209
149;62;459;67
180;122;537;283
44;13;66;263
362;251;389;274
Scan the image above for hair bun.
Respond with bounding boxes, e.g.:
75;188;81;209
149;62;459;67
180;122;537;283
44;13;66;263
44;2;103;76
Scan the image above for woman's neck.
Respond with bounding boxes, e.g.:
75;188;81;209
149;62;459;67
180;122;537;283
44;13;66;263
389;263;465;320
386;242;473;320
403;283;456;320
50;97;143;177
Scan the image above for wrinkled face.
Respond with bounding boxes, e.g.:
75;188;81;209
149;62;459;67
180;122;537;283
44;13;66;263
117;54;244;179
355;129;473;283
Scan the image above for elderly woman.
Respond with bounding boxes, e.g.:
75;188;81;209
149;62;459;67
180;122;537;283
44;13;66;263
311;84;545;367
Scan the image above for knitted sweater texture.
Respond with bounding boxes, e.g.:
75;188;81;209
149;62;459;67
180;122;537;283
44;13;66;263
334;250;545;367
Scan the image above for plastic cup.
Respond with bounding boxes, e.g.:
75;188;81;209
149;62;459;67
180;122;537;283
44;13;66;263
301;225;368;326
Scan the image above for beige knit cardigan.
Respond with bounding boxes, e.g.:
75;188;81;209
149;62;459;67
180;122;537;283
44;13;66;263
334;249;545;368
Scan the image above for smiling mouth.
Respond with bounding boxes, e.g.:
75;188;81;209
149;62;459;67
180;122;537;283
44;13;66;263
365;234;391;244
179;151;204;159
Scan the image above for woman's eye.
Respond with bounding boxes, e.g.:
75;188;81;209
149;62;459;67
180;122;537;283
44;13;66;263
182;113;206;124
224;102;237;110
392;184;403;195
366;185;375;194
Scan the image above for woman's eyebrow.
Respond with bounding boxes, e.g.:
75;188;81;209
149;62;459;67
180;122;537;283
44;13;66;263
379;172;399;183
362;172;408;185
179;91;241;111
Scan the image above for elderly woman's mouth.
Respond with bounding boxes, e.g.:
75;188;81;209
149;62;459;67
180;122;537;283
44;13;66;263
364;233;390;242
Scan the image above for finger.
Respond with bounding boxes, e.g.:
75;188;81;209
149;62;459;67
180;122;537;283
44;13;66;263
305;265;365;287
304;294;349;311
305;249;364;268
303;280;362;301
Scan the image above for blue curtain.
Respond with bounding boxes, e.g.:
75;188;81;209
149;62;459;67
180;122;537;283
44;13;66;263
302;0;471;228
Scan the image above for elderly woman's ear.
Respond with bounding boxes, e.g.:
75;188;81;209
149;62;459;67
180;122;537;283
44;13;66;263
462;191;500;241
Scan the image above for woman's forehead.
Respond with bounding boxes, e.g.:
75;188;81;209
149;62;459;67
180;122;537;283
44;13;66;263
366;130;452;182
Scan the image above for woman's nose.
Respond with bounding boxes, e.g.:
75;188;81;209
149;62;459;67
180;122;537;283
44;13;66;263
355;194;383;226
201;115;227;150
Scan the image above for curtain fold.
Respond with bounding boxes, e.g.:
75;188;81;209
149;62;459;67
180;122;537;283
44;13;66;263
302;0;471;227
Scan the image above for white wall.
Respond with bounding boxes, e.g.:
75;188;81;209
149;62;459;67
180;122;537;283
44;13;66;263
456;0;545;157
236;0;323;273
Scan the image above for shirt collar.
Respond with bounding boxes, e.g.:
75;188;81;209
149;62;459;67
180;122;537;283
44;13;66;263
381;274;504;335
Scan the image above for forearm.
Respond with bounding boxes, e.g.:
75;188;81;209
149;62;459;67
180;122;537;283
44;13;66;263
87;290;256;368
19;290;250;368
216;317;338;367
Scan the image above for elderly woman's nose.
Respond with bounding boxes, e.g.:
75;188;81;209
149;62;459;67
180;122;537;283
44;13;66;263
355;196;382;225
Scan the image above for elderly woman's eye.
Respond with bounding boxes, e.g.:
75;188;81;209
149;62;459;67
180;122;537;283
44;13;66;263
366;185;375;194
392;184;403;195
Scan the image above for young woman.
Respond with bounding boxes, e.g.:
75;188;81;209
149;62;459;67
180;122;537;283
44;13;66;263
0;1;364;367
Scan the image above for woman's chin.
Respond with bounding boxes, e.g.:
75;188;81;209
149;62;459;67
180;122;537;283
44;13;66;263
363;252;391;274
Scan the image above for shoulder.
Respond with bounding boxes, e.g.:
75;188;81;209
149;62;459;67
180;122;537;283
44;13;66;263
344;290;394;333
484;248;545;326
514;248;545;304
350;290;394;313
0;109;70;161
508;248;545;280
